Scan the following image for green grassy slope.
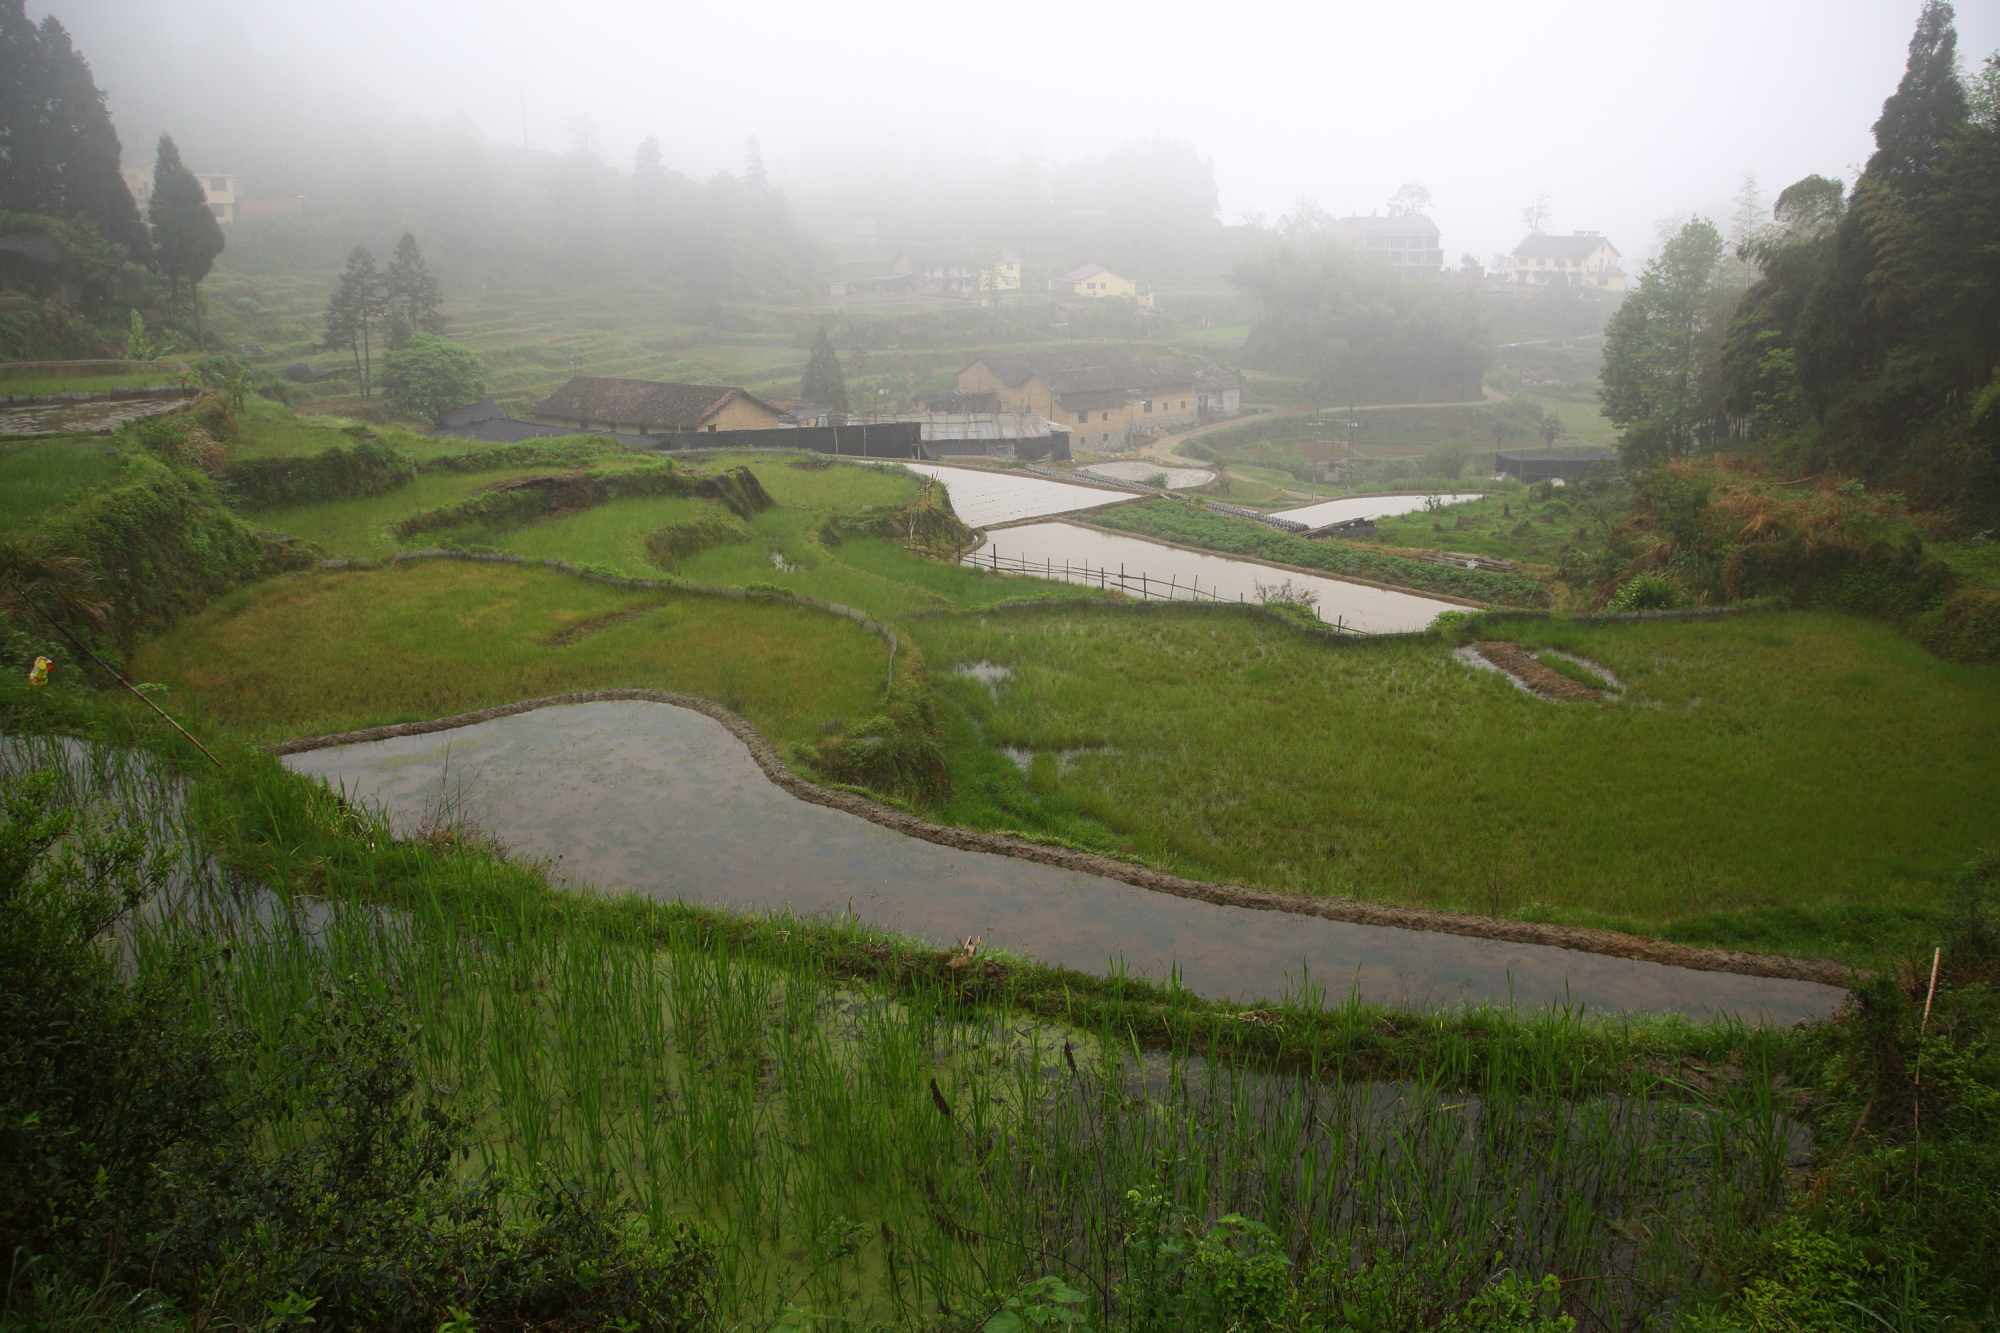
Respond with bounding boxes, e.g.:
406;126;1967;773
911;604;1999;962
131;559;888;746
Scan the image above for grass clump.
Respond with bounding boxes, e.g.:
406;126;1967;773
0;437;124;533
645;505;754;568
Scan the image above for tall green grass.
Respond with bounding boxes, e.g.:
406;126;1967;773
0;437;125;533
913;605;1998;962
127;560;888;746
8;731;1814;1331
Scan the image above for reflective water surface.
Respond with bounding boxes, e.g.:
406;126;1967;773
968;521;1460;633
282;701;1846;1025
1274;493;1485;527
892;461;1141;527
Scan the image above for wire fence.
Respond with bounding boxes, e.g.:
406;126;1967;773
962;546;1371;635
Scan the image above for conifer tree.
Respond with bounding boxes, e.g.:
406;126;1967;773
382;232;444;346
147;135;224;347
1866;0;1966;187
0;2;147;254
800;327;849;411
324;246;386;396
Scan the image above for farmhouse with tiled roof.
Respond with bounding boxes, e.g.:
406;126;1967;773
956;348;1238;450
527;378;786;435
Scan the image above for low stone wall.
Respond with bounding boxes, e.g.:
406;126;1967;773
0;383;196;407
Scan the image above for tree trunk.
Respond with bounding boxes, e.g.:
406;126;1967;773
360;320;372;398
191;280;203;352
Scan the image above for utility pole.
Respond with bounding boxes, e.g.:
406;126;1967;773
1347;402;1356;496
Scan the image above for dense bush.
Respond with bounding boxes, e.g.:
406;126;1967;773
796;680;950;806
30;449;302;653
223;438;419;509
380;333;488;421
394;465;693;539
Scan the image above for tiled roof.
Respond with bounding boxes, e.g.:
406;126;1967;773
435;397;509;429
1056;389;1137;411
973;348;1209;394
1061;263;1109;282
530;377;768;429
1514;233;1618;260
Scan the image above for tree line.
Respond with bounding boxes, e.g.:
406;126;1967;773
1603;0;1999;517
1228;240;1493;404
0;0;226;348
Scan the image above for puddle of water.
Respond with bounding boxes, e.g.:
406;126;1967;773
281;701;1844;1024
969;521;1459;634
1080;461;1215;489
997;744;1113;776
885;461;1142;527
1275;493;1485;528
952;660;1013;702
0;398;187;435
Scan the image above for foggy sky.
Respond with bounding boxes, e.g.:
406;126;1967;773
51;0;2000;267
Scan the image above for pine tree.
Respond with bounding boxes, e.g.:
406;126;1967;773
37;14;147;254
324;246;386;397
0;2;147;255
1866;0;1967;187
147;135;224;347
800;327;849;412
382;232;444;346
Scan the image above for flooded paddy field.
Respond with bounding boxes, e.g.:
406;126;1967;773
966;521;1462;633
282;699;1844;1024
1275;492;1486;527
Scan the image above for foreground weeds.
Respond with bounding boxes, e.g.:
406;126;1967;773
2;696;1994;1330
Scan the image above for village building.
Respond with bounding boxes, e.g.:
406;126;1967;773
123;166;237;222
526;377;786;435
1511;232;1625;291
1329;215;1444;279
1494;448;1621;484
1053;263;1151;306
956;349;1238;450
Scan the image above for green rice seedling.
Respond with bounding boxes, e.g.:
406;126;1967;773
911;604;2000;962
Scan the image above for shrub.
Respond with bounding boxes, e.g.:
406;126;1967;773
379;333;487;422
1605;573;1678;611
394;466;692;540
795;681;949;806
644;506;752;568
223;440;418;509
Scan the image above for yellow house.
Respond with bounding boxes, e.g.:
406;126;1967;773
1512;232;1626;291
956;350;1228;450
122;166;238;222
1054;263;1151;307
528;378;786;435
